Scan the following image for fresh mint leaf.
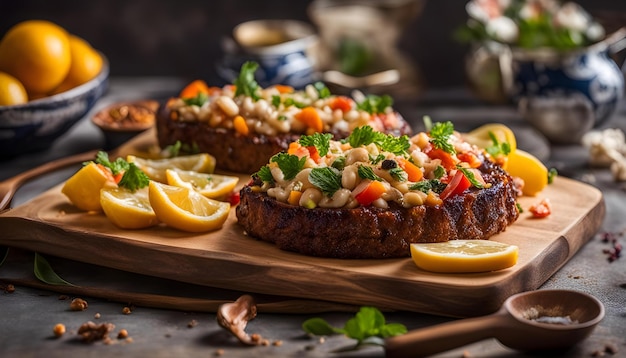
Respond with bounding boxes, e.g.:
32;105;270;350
234;61;261;101
299;133;332;157
309;167;342;197
271;153;306;181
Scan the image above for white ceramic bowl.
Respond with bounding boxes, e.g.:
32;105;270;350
0;55;109;159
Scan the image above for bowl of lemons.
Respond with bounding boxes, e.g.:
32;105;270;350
0;20;109;160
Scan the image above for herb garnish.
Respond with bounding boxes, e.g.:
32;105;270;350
356;94;393;114
429;121;456;154
346;126;410;156
456;166;484;188
255;165;274;183
309;167;342;197
183;92;209;107
299;133;332;157
485;131;511;158
313;81;331;99
409;179;446;194
548;168;558;184
357;165;382;181
389;167;407;182
433;165;445;179
270;153;306;181
302;306;407;348
234;61;261;101
93;151;149;192
331;156;346;170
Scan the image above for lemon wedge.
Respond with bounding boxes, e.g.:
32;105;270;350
128;153;216;183
410;240;519;273
165;169;239;200
506;149;548;196
148;181;230;232
100;187;159;229
62;162;117;211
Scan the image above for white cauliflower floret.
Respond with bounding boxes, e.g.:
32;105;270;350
582;128;626;181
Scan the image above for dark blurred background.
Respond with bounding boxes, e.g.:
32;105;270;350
1;0;625;92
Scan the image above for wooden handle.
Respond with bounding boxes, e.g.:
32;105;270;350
0;150;99;211
385;312;508;358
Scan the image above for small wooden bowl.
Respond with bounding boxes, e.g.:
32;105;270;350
92;100;159;150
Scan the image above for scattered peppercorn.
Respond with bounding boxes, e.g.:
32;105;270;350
599;230;623;262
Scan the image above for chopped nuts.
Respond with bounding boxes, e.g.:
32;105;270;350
187;319;198;328
94;313;101;319
52;323;66;338
77;321;115;343
3;284;15;293
70;298;88;311
122;306;132;315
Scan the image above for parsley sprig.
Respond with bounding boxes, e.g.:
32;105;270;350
485;131;511;158
270;153;306;181
299;133;332;157
356;94;393;114
234;61;261;101
429;121;456;154
309;167;342;197
93;151;149;192
346;126;410;156
302;306;407;348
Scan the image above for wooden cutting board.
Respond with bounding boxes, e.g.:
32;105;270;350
0;131;605;317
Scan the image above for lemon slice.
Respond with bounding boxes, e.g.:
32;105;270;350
165;169;239;200
463;123;517;153
100;187;159;229
62;162;117;212
410;240;519;273
506;149;548;196
148;181;230;232
127;153;216;183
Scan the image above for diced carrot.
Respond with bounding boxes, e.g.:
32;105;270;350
306;146;321;163
397;157;423;182
294;107;323;133
288;141;309;158
287;190;302;206
354;180;386;206
233;115;249;136
273;84;294;94
427;148;458;170
329;96;353;112
457;152;482;168
179;79;211;99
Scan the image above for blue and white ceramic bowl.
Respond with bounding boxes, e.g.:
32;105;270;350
0;55;109;159
217;20;318;89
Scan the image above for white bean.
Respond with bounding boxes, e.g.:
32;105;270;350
216;96;239;117
299;188;323;207
319;189;351;208
341;165;359;190
345;148;369;165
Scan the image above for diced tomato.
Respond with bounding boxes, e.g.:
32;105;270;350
354;180;386;206
329;96;353;112
427;148;458;170
397;157;423;182
228;191;241;206
457;152;482;168
439;170;471;200
529;198;551;218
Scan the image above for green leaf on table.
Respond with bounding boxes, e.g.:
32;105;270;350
302;317;342;336
34;253;76;286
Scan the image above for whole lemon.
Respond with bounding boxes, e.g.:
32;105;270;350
52;35;103;94
0;20;71;95
0;71;28;106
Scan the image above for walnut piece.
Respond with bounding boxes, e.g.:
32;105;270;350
77;321;115;343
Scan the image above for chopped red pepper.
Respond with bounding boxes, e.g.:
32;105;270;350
306;146;321;163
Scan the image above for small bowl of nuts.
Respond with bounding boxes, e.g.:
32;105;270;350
92;100;159;149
